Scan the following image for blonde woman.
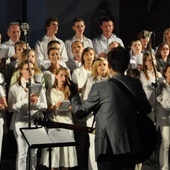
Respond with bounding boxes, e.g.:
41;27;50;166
8;60;47;170
82;57;111;170
10;49;44;86
163;27;170;48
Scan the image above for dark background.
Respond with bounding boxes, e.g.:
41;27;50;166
0;0;169;50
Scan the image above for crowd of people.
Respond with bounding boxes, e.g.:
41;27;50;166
0;16;170;170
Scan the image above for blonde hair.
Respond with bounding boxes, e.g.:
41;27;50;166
54;67;71;99
163;28;170;45
142;53;158;80
19;49;41;74
91;57;110;81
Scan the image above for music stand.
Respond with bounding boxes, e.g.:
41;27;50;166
20;127;77;170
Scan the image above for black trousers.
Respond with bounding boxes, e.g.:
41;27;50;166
97;154;135;170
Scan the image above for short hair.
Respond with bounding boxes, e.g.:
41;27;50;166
47;47;60;56
107;46;130;73
71;40;84;49
14;40;26;51
47;40;60;49
45;17;59;32
7;22;20;30
100;17;114;26
72;17;84;26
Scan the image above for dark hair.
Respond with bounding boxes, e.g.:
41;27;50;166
127;68;140;78
47;40;60;49
155;42;170;60
162;64;170;79
47;47;60;56
72;17;84;26
107;46;130;73
100;17;114;26
45;17;59;32
81;47;95;65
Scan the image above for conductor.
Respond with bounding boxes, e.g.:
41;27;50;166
68;46;152;170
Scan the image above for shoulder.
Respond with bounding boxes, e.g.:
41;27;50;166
92;35;102;42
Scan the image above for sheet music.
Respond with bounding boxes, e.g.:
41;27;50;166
30;83;42;96
21;127;75;147
21;127;53;146
48;128;75;143
0;45;9;59
58;100;70;111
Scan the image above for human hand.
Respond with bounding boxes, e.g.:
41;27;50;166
30;93;38;104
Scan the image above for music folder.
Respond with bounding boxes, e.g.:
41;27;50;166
20;127;77;149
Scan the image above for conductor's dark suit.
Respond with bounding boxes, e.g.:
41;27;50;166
71;73;151;169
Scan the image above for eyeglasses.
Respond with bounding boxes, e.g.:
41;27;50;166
161;48;169;51
22;67;34;71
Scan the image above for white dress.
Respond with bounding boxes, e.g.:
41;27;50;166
40;87;77;168
0;85;5;162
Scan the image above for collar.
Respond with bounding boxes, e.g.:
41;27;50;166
101;33;116;40
8;39;15;46
44;35;57;42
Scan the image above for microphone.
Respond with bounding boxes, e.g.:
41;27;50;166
143;30;153;38
21;22;29;35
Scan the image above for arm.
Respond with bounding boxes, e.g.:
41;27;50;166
70;82;100;119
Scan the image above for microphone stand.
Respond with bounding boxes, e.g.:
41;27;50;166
22;24;31;128
21;23;32;170
149;39;159;169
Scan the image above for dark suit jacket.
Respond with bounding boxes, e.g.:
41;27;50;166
71;73;151;161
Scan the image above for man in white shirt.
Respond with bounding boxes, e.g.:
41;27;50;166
65;17;93;61
92;18;124;58
2;22;21;62
66;40;84;72
35;17;68;70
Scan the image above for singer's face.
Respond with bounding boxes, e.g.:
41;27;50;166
130;40;142;54
72;21;85;34
28;51;36;64
56;70;68;86
97;60;108;77
160;44;169;57
47;21;58;34
165;66;170;81
48;49;60;63
140;37;150;49
100;21;114;38
20;63;34;80
7;25;21;43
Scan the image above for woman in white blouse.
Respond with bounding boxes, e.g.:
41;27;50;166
43;47;67;91
0;84;7;162
82;57;111;170
140;52;162;122
41;67;77;170
72;47;95;93
8;60;47;170
156;64;170;170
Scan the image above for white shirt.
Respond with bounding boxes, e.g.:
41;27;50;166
72;65;91;89
92;33;124;55
35;35;68;69
2;39;15;58
65;36;93;61
129;50;143;68
140;70;162;108
8;77;47;129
